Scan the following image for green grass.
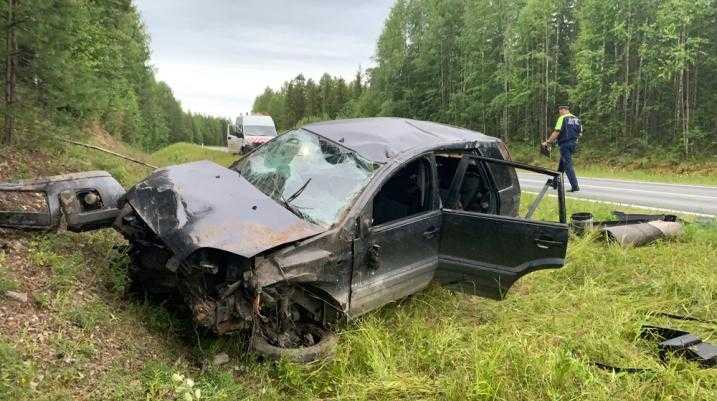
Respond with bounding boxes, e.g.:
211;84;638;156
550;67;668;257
0;253;18;294
8;197;714;401
2;140;716;400
151;142;237;168
509;143;717;186
60;297;112;331
0;340;36;399
29;236;76;291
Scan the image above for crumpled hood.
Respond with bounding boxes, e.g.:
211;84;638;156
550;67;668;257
125;161;324;260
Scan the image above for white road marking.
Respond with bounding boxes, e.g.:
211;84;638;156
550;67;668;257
519;178;717;201
520;173;717;190
523;191;716;218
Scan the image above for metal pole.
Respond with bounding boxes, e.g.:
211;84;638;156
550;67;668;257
557;174;566;224
525;179;553;220
56;137;158;169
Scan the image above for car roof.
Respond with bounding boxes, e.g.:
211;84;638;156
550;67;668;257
302;117;498;163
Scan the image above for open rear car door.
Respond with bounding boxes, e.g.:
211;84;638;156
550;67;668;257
436;156;569;299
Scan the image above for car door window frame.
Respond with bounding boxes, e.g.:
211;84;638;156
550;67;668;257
436;156;568;299
462;155;567;223
444;153;567;224
370;155;439;229
444;153;500;214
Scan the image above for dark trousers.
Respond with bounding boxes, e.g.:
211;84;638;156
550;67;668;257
558;142;579;190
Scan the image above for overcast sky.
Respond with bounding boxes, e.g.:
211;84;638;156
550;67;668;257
134;0;394;120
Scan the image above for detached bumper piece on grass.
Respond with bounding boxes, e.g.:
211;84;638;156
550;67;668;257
641;325;717;368
594;316;717;373
570;211;683;246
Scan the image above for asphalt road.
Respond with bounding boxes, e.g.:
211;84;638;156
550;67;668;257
205;146;230;153
518;173;717;217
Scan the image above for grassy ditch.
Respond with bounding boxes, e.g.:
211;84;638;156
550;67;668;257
0;139;715;400
151;143;237;168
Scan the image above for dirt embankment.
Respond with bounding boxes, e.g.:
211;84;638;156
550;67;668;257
0;127;183;399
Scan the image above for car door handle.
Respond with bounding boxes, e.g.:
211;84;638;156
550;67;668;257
535;237;563;249
368;243;381;270
422;226;439;240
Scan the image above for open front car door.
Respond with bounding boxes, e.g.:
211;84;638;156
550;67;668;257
436;155;569;299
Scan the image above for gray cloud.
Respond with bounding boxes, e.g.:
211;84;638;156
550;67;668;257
135;0;394;118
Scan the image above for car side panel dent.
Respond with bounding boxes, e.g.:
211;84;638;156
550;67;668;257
250;234;353;311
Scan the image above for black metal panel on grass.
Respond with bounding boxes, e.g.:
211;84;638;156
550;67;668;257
0;171;124;232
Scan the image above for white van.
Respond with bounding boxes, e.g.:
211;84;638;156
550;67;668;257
226;131;244;154
228;115;278;153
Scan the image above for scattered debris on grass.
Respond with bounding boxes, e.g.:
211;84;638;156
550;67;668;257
571;210;684;246
212;352;230;366
603;220;683;246
594;314;717;373
641;325;716;368
3;290;28;303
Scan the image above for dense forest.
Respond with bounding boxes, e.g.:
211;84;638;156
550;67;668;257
1;0;228;150
252;71;367;130
253;0;717;157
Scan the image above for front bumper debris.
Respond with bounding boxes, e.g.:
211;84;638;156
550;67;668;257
0;171;125;232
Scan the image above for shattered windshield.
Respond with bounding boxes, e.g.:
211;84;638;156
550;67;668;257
234;129;377;228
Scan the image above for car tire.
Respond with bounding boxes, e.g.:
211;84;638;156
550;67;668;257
250;324;338;363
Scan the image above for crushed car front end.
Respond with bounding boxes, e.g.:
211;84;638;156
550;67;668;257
114;160;332;335
0;162;337;339
0;129;377;354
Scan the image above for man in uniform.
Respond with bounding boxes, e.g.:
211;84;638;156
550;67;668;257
542;105;582;192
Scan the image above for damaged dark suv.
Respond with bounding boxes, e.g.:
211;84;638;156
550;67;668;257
0;117;569;360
